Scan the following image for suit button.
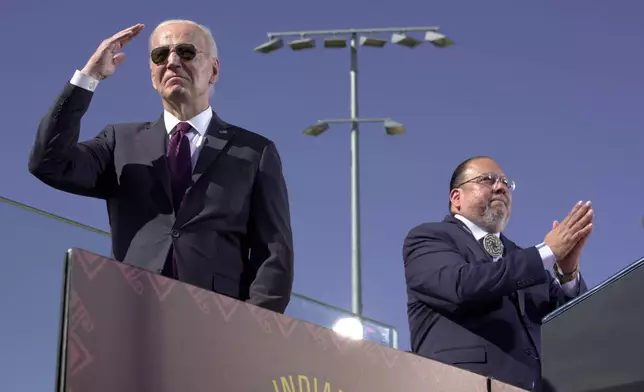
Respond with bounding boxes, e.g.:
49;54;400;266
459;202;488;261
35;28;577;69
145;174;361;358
171;229;179;238
525;349;533;356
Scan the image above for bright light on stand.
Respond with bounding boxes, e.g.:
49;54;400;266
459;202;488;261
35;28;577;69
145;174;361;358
332;317;364;340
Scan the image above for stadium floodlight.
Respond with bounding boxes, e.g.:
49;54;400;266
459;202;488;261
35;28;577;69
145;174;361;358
288;37;315;50
324;37;347;48
303;122;330;136
384;119;405;135
253;38;283;53
359;36;387;48
425;31;455;48
391;32;422;48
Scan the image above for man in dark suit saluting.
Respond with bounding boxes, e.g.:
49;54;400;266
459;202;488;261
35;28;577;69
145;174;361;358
403;156;592;390
28;20;294;313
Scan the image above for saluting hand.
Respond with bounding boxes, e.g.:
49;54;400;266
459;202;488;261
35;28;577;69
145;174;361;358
81;24;144;80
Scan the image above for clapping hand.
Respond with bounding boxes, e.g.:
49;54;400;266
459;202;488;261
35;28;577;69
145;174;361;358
544;201;594;272
81;24;144;80
551;216;593;274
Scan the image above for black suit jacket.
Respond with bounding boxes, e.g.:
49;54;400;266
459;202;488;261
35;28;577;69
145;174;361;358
403;215;587;390
28;82;294;313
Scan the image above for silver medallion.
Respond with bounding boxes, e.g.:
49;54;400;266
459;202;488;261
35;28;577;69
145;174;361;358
483;234;504;258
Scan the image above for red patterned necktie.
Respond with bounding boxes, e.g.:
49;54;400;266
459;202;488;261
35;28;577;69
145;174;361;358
167;122;193;212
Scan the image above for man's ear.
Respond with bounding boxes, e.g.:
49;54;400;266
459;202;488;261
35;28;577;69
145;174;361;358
150;65;158;90
449;188;462;210
209;58;220;84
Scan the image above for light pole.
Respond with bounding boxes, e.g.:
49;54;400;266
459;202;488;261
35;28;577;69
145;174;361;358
254;26;454;316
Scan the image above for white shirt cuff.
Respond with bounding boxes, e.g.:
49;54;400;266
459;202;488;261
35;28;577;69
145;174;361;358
70;70;99;92
536;242;556;271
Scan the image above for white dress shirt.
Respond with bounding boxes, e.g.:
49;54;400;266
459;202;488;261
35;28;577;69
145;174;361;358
163;108;212;170
454;214;580;295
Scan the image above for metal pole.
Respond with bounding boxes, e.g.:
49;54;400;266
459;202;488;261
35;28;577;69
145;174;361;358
349;33;362;316
266;26;440;37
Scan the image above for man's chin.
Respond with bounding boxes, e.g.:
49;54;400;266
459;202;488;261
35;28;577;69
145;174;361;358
163;87;190;100
490;201;510;214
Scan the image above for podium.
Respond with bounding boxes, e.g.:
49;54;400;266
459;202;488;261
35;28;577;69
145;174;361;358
541;257;644;392
55;248;527;392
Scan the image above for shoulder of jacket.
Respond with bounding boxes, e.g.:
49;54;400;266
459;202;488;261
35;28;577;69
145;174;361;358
228;124;274;147
406;221;454;237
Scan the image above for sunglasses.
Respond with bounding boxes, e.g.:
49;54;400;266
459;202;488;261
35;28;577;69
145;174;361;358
150;43;201;65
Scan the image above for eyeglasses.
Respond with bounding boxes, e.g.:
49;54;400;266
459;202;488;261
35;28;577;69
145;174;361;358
150;43;203;65
455;172;516;192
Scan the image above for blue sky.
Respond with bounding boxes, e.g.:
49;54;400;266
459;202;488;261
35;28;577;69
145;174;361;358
2;0;644;389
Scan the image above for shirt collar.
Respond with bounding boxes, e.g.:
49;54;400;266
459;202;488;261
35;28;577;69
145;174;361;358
454;214;500;241
163;106;213;136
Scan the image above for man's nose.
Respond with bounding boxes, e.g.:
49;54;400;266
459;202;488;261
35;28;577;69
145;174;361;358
493;180;508;194
167;51;182;67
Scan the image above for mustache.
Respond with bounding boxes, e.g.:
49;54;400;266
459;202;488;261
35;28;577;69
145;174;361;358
489;196;509;204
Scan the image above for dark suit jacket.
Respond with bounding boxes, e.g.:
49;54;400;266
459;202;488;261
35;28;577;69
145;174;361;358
28;82;294;313
403;215;587;390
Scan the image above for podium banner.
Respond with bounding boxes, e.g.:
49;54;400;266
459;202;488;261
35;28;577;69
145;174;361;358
56;248;520;392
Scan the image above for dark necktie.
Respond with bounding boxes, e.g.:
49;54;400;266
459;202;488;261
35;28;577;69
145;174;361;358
167;122;193;212
162;122;192;279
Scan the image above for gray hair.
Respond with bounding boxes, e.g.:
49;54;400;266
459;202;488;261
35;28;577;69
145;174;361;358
149;19;218;59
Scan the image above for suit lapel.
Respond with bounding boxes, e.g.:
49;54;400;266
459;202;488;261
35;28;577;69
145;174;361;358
444;215;492;262
191;111;235;185
145;115;173;205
